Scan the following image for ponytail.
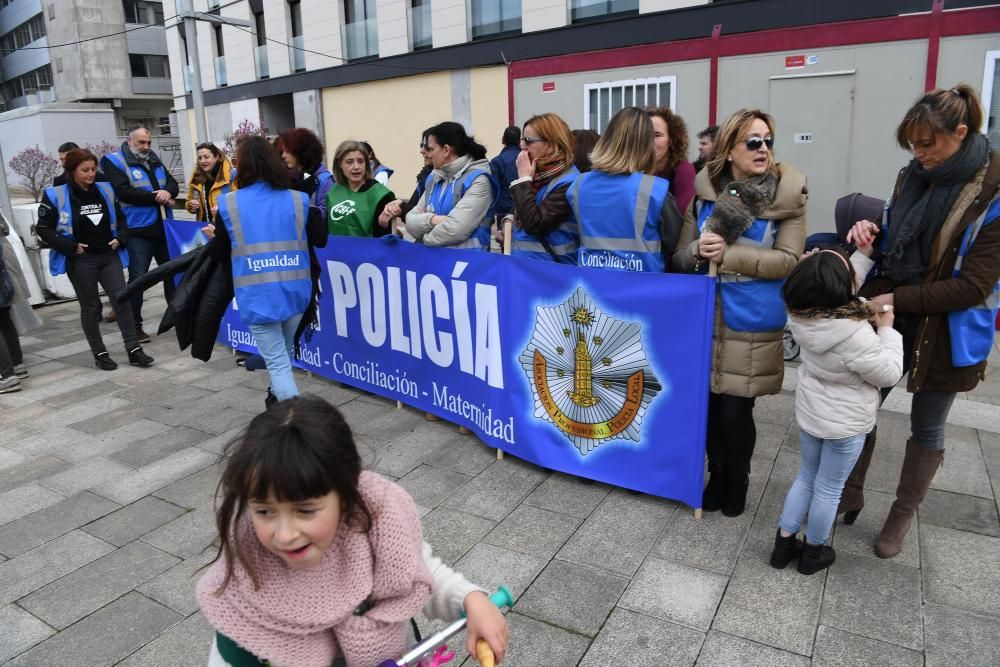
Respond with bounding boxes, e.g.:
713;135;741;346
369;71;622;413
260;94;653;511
896;82;984;149
427;121;486;159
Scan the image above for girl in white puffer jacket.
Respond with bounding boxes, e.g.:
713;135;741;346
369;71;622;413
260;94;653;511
770;248;903;576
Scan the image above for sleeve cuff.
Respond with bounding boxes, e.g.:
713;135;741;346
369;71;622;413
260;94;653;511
510;176;532;188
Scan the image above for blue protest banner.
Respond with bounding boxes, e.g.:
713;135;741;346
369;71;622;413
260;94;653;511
170;222;715;508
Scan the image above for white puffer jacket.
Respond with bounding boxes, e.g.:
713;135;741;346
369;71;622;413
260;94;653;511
789;308;904;439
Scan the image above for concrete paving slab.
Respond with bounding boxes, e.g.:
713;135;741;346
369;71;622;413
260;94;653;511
37;456;133;496
712;537;824;656
500;612;591;667
442;457;548;523
0;605;54;663
4;592;182;667
619;557;728;632
521;471;611;520
19;541;179;629
813;625;923;666
137;549;216;615
579;607;704;667
557;488;675;577
821;551;923;650
424;435;499;477
482;504;582;560
921;523;1000;617
0;483;64;527
0;491;119;558
923;603;1000;667
5;425;92;457
371;421;462;477
696;630;810;667
831;489;920;568
0;530;114;606
920;487;1000;537
59;418;174;462
152;462;222;509
92;446;216;505
453;542;546;599
930;437;994;499
109;425;214;469
0;447;24;471
397;463;473;508
117;611;215;666
0;455;71;494
140;502;217;559
420;506;496;565
81;496;188;547
514;559;628;637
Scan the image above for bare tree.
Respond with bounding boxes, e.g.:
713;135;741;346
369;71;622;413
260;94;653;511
223;119;265;161
8;146;61;202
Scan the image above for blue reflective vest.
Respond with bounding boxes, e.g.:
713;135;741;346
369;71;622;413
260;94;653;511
102;150;174;229
511;167;579;264
217;183;312;325
424;167;499;250
373;164;394;181
43;182;128;276
696;200;787;332
569;171;668;272
947;195;1000;367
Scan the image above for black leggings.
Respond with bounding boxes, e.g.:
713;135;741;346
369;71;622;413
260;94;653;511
705;392;757;475
0;306;21;376
66;252;140;355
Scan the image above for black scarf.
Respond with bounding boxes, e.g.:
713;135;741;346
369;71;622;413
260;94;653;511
882;132;989;283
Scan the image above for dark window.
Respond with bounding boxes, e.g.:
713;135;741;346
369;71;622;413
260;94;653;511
213;24;224;57
254;9;267;47
129;53;148;77
130;54;170;78
123;0;164;25
289;0;303;38
344;0;376;24
470;0;520;39
571;0;639;23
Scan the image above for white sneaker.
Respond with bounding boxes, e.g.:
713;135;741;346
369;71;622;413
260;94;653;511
0;375;21;393
13;364;27;378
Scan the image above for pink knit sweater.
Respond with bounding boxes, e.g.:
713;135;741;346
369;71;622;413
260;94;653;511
197;472;433;667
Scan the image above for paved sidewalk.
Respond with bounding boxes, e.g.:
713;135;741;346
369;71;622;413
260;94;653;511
1;293;999;666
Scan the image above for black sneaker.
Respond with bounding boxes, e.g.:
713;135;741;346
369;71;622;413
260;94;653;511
135;328;152;344
127;347;154;367
94;352;118;371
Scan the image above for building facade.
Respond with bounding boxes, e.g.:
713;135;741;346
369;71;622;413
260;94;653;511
165;0;999;231
0;0;177;175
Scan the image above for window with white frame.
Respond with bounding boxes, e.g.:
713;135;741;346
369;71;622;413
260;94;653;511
584;76;676;134
983;51;1000;148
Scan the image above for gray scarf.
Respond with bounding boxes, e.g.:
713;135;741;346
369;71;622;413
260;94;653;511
704;171;779;245
882;132;989;283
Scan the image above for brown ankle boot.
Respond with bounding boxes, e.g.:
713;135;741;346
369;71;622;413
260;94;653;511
838;426;877;524
875;440;944;559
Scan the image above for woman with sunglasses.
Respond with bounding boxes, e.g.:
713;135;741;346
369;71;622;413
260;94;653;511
505;112;579;263
672;108;807;518
380;129;433;229
404;122;498;250
185;143;236;223
835;85;999;560
568;106;682;272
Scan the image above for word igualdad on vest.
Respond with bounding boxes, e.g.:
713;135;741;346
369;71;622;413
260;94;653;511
246;254;302;272
325;259;504;389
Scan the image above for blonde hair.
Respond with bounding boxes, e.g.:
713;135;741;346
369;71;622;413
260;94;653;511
523;113;575;168
331;140;372;185
896;83;984;149
707;108;778;183
589;107;656;175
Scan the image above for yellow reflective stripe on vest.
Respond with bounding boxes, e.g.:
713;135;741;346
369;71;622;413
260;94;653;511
234;269;311;287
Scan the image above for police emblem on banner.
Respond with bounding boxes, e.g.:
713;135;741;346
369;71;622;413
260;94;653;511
519;287;661;455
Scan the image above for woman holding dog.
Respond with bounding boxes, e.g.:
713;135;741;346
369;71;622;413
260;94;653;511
837;84;999;559
672;108;808;517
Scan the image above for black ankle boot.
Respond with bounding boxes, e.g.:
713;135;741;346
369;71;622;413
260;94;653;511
702;464;726;512
265;387;278;409
798;541;836;575
769;528;803;569
722;470;749;517
94;352;117;371
127;347;154;367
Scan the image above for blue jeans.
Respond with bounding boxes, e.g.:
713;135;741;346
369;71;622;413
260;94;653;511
779;430;866;545
247;313;303;401
126;233;174;325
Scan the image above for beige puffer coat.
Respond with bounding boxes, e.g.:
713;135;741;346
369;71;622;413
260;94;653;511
673;163;808;397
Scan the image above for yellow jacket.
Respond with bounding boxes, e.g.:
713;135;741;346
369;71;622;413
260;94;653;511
185;157;236;222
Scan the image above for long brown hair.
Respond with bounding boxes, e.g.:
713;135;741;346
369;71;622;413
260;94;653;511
234;136;291;190
706;108;778;184
191;142;226;186
896;83;984;149
647;106;690;176
589;107;656;175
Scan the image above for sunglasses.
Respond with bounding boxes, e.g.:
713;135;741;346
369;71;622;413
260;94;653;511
744;136;774;151
419;143;429;150
521;136;546;145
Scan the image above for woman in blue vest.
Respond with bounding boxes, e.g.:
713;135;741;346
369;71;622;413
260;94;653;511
404;122;498;250
276;128;334;220
207;136;328;404
502;112;579;263
673;108;808;517
362;141;393;186
569;106;683;272
836;84;999;559
36;149;154;371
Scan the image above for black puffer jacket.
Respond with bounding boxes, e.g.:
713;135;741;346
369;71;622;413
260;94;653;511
117;246;233;361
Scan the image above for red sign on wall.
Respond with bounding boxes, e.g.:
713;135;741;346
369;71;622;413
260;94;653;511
785;54;806;69
542;81;556;92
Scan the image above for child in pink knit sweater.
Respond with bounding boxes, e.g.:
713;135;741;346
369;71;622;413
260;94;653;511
197;395;508;667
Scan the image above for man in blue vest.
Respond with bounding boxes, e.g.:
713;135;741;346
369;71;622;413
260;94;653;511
101;126;179;342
